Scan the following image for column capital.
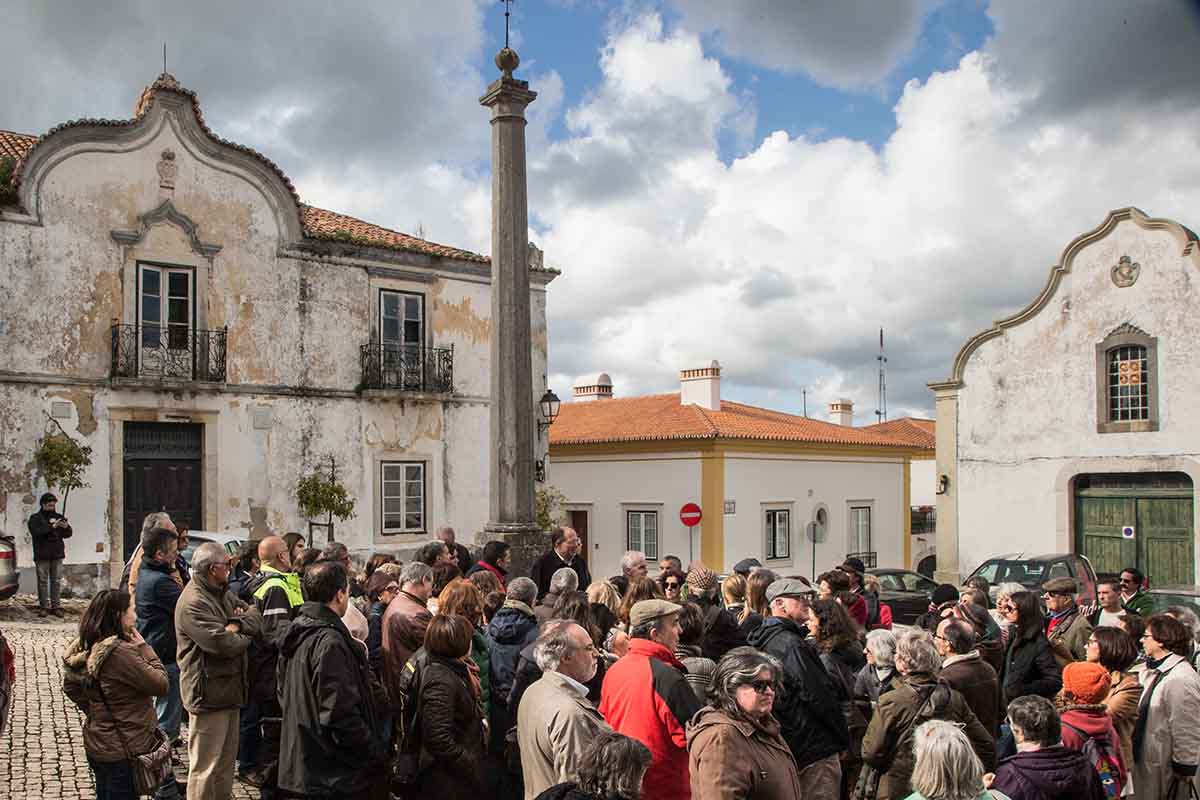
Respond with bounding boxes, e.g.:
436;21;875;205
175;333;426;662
479;75;538;110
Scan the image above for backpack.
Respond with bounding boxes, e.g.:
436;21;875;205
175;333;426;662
1061;720;1122;799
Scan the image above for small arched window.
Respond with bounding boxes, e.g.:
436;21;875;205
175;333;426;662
1096;325;1158;433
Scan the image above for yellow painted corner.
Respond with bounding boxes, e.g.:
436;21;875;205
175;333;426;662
700;450;724;569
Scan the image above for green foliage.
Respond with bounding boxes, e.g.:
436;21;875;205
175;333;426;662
0;157;17;206
34;428;93;511
296;467;356;523
536;485;567;532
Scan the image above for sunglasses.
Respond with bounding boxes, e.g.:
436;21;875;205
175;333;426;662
1120;578;1136;585
745;680;775;694
665;581;680;589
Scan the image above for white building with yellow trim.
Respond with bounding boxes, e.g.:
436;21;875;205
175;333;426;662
548;363;933;579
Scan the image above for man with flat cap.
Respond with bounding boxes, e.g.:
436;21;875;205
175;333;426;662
748;578;850;799
600;599;703;800
1043;575;1092;666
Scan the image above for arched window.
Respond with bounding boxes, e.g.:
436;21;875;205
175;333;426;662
1095;325;1158;433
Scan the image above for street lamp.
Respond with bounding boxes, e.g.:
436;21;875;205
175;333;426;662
535;389;560;482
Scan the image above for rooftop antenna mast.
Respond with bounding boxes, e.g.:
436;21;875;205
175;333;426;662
802;387;808;417
875;327;888;423
162;43;167;74
502;0;514;48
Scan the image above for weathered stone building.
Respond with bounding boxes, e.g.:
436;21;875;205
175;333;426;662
0;74;554;590
931;208;1199;587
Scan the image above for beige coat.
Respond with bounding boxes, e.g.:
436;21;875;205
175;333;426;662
175;569;262;713
517;670;611;799
1133;653;1200;800
1102;670;1141;775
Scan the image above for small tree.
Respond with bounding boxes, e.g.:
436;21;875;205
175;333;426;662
33;414;93;512
535;485;567;532
296;455;356;544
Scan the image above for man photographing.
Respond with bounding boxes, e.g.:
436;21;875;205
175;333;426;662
28;492;72;617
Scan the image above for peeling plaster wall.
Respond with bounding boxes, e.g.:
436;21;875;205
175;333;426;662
0;101;552;587
954;219;1200;575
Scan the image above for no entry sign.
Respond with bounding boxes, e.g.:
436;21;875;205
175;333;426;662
680;503;703;527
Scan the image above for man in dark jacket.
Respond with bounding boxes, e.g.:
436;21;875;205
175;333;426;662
936;617;1001;736
991;694;1105;800
135;526;185;800
242;535;304;794
436;525;473;572
530;527;591;600
27;492;72;616
748;578;848;799
486;576;539;799
277;559;388;800
840;557;884;629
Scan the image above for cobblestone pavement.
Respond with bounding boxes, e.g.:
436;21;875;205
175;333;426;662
0;613;261;800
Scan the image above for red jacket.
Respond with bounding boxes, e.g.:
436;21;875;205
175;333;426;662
1060;705;1128;787
599;639;703;800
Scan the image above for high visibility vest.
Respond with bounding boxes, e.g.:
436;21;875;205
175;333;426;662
253;566;304;608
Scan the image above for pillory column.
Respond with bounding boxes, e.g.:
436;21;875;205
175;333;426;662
480;46;541;563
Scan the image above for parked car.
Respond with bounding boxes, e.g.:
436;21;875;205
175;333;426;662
0;533;18;601
867;568;937;625
180;530;247;566
1148;586;1200;617
964;553;1098;607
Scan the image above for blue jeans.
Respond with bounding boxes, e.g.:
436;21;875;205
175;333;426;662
89;757;137;800
155;662;182;741
35;558;62;610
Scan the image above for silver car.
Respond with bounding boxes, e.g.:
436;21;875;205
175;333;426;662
0;533;17;601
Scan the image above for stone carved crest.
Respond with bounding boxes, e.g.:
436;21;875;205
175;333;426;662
156;148;177;190
527;241;544;271
1111;254;1140;288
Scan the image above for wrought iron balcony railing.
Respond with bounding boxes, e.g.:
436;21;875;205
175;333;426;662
846;551;878;569
110;322;228;382
360;343;453;394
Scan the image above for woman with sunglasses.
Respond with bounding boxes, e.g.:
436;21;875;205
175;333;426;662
686;647;802;799
659;568;687;603
1084;626;1142;773
996;590;1062;760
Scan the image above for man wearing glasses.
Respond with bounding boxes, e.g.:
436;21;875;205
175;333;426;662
1118;567;1155;618
176;542;264;800
1042;577;1093;666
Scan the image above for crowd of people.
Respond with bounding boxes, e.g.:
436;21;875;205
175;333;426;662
56;515;1200;800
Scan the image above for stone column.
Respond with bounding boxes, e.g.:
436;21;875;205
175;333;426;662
480;48;543;573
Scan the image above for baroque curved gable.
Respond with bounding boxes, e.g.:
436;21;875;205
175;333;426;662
10;72;305;244
929;207;1200;390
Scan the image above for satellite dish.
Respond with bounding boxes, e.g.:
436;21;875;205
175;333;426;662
806;520;826;543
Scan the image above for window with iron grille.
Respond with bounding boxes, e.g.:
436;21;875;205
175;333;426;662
627;511;658;560
1108;345;1149;421
381;462;425;534
765;509;790;560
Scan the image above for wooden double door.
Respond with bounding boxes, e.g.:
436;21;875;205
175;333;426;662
122;422;203;560
1075;472;1194;586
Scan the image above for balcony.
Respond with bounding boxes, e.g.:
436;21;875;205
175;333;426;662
360;343;453;394
110;322;228;383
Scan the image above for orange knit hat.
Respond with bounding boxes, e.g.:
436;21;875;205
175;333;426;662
1062;661;1110;704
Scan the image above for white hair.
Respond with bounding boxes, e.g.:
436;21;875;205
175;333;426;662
533;620;577;671
191;542;228;574
620;550;646;575
550;567;578;594
995;582;1024;603
507;576;537;606
895;628;942;675
865;628;896;668
400;561;433;587
910;719;986;800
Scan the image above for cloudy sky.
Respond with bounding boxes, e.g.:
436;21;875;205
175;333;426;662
4;1;1200;421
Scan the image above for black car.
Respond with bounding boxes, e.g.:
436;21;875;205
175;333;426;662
1148;586;1200;618
867;568;937;625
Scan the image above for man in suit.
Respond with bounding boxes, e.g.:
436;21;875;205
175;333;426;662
530;527;591;600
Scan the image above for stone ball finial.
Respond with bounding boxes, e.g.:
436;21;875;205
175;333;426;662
496;47;520;76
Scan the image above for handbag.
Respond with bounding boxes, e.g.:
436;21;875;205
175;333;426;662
95;678;173;795
1164;774;1200;800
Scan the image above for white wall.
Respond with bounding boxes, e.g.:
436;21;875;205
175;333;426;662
723;453;907;576
911;459;936;508
952;215;1200;577
549;452;702;579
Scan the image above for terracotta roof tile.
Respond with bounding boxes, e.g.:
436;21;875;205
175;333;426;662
550;394;934;450
859;417;936;449
0;77;487;263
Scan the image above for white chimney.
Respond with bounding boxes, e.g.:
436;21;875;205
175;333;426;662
829;398;854;426
573;373;613;402
680;360;721;411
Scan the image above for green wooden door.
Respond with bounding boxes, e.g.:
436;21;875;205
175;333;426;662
1075;473;1194;587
